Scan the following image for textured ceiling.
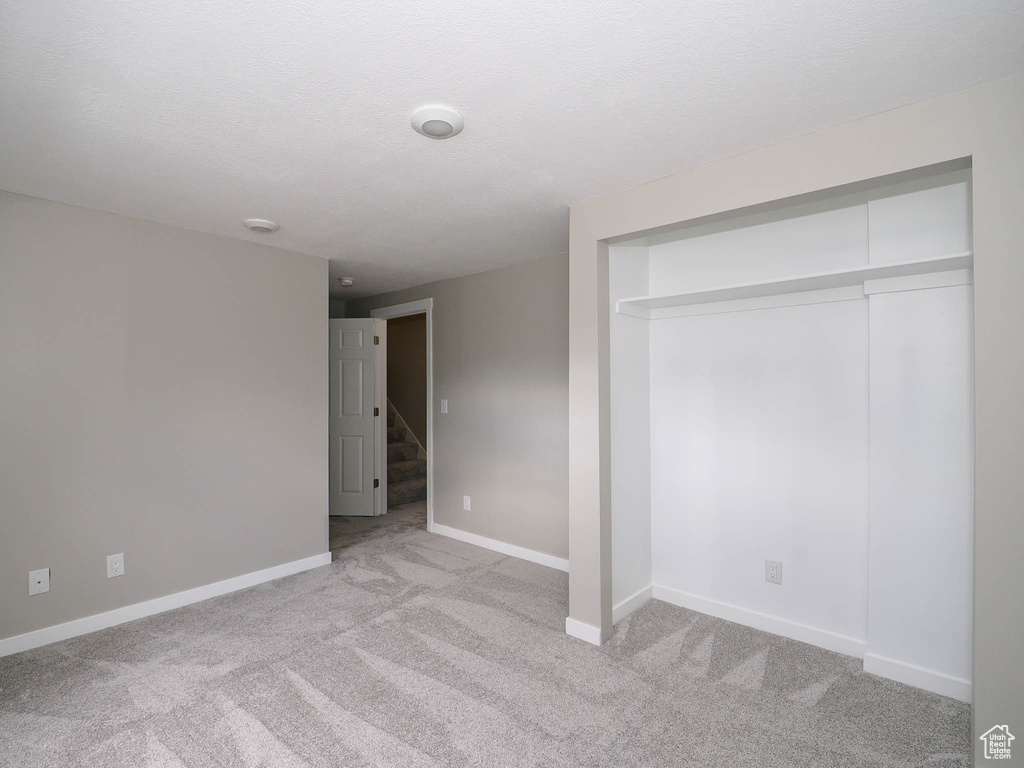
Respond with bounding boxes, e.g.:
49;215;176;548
3;0;1024;299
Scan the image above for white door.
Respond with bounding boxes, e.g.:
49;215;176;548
329;319;383;516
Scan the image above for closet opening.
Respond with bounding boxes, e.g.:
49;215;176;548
608;160;974;702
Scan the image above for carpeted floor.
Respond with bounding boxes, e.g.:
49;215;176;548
0;502;970;766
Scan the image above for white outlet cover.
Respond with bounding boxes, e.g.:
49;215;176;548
28;568;50;596
107;553;125;578
765;559;782;585
441;399;448;414
463;495;471;511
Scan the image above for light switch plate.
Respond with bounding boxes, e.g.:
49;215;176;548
29;568;50;596
441;399;448;414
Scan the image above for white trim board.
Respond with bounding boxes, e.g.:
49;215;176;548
371;298;435;532
863;268;972;295
622;285;866;320
565;617;603;646
617;251;972;316
613;584;654;624
649;585;971;701
863;652;972;703
566;586;654;648
431;523;569;572
0;552;332;658
651;585;868;658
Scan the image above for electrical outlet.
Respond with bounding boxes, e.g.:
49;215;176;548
28;568;50;596
765;559;782;585
463;495;471;511
441;399;448;414
107;553;125;579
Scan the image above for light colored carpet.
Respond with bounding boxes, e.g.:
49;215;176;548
0;502;970;766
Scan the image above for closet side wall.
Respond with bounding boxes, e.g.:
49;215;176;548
609;246;653;613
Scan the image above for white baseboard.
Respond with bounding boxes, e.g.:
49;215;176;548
863;652;971;703
565;616;603;645
651;585;868;659
431;523;569;572
0;551;333;658
647;586;971;702
613;584;654;624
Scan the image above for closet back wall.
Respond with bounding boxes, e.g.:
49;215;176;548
645;195;874;653
650;299;869;646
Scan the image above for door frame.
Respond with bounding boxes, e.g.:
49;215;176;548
371;298;434;531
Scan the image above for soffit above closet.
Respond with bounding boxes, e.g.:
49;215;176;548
614;167;973;318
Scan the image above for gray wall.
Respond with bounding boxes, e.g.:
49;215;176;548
568;73;1024;754
386;313;427;445
0;192;329;641
347;255;569;559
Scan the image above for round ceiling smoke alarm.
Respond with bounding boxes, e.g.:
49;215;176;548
243;218;279;234
338;277;355;287
411;105;464;140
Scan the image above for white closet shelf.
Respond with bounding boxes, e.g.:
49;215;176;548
617;252;973;315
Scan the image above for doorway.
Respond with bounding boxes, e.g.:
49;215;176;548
371;298;434;530
383;313;427;511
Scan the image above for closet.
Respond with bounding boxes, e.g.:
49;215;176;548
609;167;973;701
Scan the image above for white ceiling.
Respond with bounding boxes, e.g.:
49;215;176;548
3;0;1023;299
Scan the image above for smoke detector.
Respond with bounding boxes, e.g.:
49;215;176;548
338;277;355;287
411;105;464;140
243;218;279;234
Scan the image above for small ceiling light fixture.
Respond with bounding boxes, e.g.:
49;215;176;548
243;218;279;234
411;104;464;140
338;277;355;287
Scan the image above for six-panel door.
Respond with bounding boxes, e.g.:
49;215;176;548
329;319;377;516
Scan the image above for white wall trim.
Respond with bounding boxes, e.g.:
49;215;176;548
370;298;434;317
648;285;865;319
621;266;974;320
651;585;868;658
431;522;569;572
565;616;603;645
863;652;972;703
0;552;332;658
649;586;970;700
613;584;654;623
863;268;972;295
371;298;434;531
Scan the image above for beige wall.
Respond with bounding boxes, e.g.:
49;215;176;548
386;313;427;444
0;192;329;642
346;255;569;559
569;73;1024;754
